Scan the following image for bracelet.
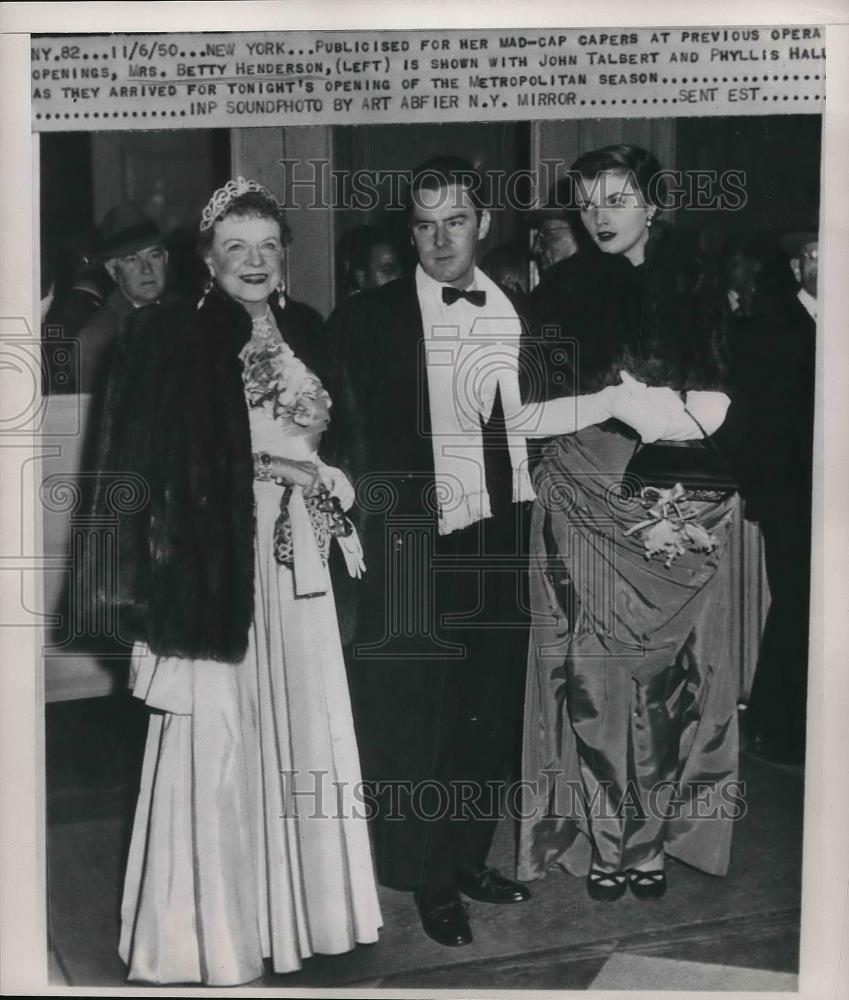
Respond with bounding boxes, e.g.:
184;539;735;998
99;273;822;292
255;452;274;482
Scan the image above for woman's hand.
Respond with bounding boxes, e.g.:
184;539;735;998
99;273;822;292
279;459;323;492
609;373;689;443
317;464;356;511
255;454;323;491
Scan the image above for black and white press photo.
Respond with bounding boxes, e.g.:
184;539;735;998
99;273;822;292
1;4;847;997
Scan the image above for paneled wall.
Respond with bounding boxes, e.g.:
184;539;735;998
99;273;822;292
232;125;336;320
531;117;676;196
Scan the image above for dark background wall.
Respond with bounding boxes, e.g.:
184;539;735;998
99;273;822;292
675;115;821;245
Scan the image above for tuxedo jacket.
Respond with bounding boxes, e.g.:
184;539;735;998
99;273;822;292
323;274;534;643
323;272;534;522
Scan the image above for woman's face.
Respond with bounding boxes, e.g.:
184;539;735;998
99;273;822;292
204;213;285;316
577;169;655;266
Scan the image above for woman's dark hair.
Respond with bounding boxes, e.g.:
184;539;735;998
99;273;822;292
619;223;730;391
571;144;667;210
528;221;730;397
197;189;292;256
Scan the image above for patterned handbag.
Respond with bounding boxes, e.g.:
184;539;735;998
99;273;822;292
273;488;354;568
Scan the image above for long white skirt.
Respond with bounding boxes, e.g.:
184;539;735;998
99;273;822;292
118;481;382;985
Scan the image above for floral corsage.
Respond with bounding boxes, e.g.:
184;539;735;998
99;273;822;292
624;483;718;569
241;335;330;431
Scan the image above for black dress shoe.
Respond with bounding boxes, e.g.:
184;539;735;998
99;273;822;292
416;889;473;947
456;866;531;904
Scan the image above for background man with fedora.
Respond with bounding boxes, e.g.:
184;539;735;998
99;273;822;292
75;203;170;394
527;176;585;279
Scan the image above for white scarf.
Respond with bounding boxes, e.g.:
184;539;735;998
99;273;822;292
418;265;536;535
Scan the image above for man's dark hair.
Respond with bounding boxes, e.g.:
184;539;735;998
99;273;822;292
407;155;485;218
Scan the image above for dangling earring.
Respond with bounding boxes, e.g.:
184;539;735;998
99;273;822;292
197;275;214;311
646;215;654;229
276;281;287;310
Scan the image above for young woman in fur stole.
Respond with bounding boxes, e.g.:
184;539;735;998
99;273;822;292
517;145;741;904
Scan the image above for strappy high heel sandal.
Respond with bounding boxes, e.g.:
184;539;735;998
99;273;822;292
586;866;627;902
627;868;667;900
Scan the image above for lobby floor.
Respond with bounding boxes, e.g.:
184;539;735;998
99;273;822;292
46;694;804;991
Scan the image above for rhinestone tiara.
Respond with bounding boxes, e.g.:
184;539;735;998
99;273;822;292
199;177;281;232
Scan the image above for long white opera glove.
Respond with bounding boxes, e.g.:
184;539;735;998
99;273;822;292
611;372;730;442
506;376;730;443
514;384;622;439
680;390;731;438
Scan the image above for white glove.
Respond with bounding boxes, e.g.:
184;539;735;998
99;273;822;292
317;464;356;511
609;372;690;443
681;390;731;438
336;528;366;578
611;373;731;441
518;384;621;439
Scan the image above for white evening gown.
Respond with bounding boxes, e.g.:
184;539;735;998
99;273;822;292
118;403;382;986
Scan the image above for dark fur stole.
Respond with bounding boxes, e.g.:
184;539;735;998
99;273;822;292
522;224;729;403
82;286;326;663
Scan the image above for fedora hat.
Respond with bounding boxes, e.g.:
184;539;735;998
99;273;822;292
94;203;165;263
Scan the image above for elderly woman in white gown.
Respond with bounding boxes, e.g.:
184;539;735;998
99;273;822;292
84;178;380;985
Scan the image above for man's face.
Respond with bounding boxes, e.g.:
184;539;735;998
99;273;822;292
357;242;402;290
411;183;490;289
105;244;168;305
795;240;818;298
532;219;579;270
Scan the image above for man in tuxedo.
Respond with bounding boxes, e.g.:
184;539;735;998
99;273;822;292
324;157;534;947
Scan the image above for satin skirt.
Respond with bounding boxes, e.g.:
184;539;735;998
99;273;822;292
118;481;381;985
517;426;741;881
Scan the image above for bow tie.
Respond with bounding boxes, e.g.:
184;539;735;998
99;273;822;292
442;286;486;307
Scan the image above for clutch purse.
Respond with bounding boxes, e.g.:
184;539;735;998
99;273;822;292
624;439;737;501
273;488;354;569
